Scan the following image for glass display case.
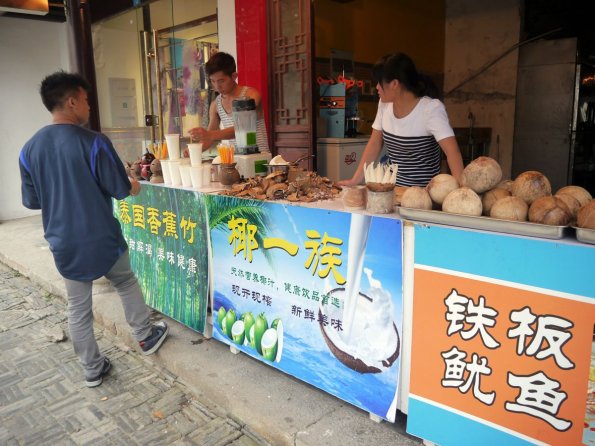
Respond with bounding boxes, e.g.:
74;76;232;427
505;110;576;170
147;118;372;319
91;0;218;163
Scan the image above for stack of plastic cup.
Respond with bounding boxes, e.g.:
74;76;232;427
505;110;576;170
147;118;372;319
161;159;172;185
165;134;180;160
188;143;203;166
179;165;192;188
190;166;202;189
201;162;212;186
168;160;182;186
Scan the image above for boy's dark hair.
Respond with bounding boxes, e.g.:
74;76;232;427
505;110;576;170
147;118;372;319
205;52;237;77
40;71;91;112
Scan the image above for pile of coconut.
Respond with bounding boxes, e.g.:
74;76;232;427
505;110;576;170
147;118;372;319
398;156;595;228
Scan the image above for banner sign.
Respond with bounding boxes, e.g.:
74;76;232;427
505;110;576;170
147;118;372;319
207;195;404;421
407;224;595;446
115;184;209;333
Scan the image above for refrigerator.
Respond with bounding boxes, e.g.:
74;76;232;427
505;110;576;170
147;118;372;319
512;37;595;194
316;137;369;181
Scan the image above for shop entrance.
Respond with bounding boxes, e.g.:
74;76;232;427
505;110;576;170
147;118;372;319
91;0;218;163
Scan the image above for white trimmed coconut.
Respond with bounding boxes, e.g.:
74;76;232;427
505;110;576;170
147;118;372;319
482;188;511;216
577;200;595;229
393;186;409;206
442;187;482;216
400;186;432;210
512;171;552;205
427;174;459;205
555;185;592;208
496;179;513;193
461;156;503;194
490;196;528;221
554;193;581;219
528;196;572;226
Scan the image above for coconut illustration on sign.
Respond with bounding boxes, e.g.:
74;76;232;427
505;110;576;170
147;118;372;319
319;214;400;374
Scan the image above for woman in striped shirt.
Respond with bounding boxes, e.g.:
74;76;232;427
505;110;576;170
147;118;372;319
339;53;463;187
188;52;269;152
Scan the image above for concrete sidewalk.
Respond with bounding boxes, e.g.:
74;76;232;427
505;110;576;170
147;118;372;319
0;262;269;446
0;216;420;446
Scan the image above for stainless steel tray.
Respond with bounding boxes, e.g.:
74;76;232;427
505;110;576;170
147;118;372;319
574;227;595;245
399;207;568;239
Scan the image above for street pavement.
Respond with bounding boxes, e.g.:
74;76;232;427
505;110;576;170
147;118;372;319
0;262;269;446
0;215;421;446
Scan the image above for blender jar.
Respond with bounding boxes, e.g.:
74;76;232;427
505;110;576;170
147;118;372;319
232;98;258;154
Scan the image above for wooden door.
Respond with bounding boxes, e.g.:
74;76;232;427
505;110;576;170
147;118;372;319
268;0;314;170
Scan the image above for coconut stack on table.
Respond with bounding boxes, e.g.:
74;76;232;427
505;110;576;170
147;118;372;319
398;155;594;230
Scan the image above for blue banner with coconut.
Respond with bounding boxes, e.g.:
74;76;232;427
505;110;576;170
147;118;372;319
206;195;404;421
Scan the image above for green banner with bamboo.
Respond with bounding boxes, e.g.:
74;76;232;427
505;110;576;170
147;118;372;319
115;185;209;333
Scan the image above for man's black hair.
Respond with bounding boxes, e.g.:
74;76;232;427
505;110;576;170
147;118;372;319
205;52;237;77
40;71;91;112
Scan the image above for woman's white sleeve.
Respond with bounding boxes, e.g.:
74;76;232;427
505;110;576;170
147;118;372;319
371;99;386;131
426;100;455;142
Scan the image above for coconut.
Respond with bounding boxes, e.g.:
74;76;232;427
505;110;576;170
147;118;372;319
393;186;409;206
496;179;513;193
482;188;511;216
442;187;482;216
554;193;581;220
461;156;503;194
260;328;278;361
490;196;528;221
231;320;245;346
577;200;595;229
528;196;572;226
512;171;552;205
427;174;459;205
555;185;592;208
400;186;432;210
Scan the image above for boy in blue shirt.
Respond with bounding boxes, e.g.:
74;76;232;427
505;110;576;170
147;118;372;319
19;71;168;387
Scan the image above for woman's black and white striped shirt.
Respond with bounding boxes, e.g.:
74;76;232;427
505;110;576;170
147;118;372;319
372;97;454;187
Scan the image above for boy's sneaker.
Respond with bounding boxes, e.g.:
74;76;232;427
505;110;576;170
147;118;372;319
139;321;169;355
85;358;111;388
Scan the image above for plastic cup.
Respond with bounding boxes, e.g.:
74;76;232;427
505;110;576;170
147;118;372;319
188;143;203;166
179;165;192;187
165;133;180;160
169;160;182;186
160;159;172;185
201;163;212;186
189;166;202;189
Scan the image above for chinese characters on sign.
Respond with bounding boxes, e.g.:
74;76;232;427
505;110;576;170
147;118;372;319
227;216;346;285
118;201;199;275
442;288;573;431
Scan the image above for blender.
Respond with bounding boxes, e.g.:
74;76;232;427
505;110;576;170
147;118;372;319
232;98;259;154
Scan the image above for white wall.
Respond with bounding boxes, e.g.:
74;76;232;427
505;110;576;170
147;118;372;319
217;0;237;62
443;0;521;179
0;16;72;221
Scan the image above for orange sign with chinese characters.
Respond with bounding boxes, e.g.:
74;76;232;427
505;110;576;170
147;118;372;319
410;267;594;445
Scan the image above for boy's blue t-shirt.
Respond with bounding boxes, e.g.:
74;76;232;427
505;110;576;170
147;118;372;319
19;124;131;281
